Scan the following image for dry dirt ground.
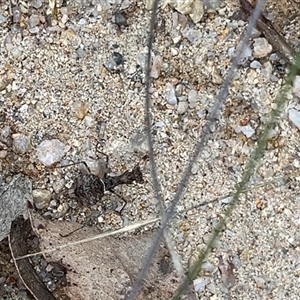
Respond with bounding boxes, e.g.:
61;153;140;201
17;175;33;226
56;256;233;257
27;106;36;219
1;0;300;299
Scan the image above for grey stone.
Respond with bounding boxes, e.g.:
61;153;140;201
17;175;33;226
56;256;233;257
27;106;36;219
188;89;198;108
250;60;262;69
166;83;177;106
32;0;43;9
177;100;189;114
28;14;40;28
182;26;202;45
12;133;30;154
0;14;7;24
235;125;255;138
193;277;210;292
0;174;32;241
36;139;67;166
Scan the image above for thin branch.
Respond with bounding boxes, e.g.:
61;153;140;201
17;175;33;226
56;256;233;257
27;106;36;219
128;0;266;299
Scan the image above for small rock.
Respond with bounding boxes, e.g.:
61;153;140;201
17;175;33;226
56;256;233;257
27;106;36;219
0;14;7;24
155;120;165;127
166;83;177;106
253;276;266;289
78;18;87;26
13;7;22;23
28;14;40;28
33;189;52;209
289;109;300;130
12;133;30;153
212;71;222;84
104;52;124;70
113;12;127;26
193;277;210;292
0;150;8;159
36;139;67;166
220;196;232;204
235;125;255;138
188;89;198;108
29;26;39;34
253;37;272;58
250;60;262;69
201;261;214;273
182;26;202;45
191;163;199;174
0;126;13;147
112;52;124;65
177;100;188;114
130;131;149;156
293;76;300;98
74;101;89;119
32;0;42;9
150;55;162;79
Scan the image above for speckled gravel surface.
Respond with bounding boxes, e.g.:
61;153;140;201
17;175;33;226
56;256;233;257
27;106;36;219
1;0;300;299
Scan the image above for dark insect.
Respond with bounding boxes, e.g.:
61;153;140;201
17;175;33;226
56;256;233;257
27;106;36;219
74;163;144;211
71;151;144;214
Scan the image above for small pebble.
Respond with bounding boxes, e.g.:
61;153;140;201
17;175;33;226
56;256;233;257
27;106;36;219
32;0;43;9
235;125;255;138
188;89;198;108
29;27;39;34
253;37;272;58
150;55;162;79
250;60;262;69
166;83;177;106
193;277;210;292
28;14;40;28
0;126;13;147
0;14;7;24
130;132;149;156
75;101;89;119
61;29;82;49
0;150;8;159
201;261;214;273
177;100;189;114
191;163;199;174
113;12;127;26
12;133;30;153
13;7;22;23
36;139;67;166
182;27;202;45
32;189;52;209
253;276;266;289
78;18;87;26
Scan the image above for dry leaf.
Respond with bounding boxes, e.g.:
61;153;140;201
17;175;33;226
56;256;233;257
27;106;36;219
31;213;179;299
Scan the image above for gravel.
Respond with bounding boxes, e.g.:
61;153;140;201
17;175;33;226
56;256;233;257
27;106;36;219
0;0;300;299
